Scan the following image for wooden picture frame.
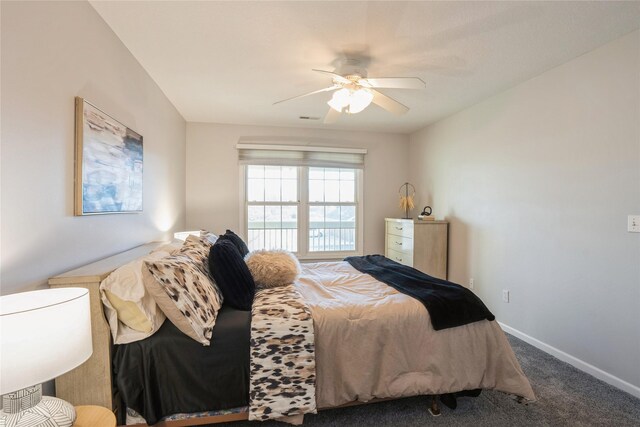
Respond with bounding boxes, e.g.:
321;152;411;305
74;97;143;215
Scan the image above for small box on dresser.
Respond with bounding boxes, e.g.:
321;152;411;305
385;218;448;279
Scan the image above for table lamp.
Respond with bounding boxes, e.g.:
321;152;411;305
0;288;92;427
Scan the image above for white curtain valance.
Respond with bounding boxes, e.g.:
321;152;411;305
237;143;367;169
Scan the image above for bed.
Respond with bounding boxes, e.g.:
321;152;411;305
49;242;535;426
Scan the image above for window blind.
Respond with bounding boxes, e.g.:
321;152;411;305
237;143;367;169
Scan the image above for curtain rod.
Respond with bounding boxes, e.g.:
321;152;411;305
236;143;367;155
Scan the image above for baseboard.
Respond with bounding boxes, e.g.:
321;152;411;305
498;322;640;399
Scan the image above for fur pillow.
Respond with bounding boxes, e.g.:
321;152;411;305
245;250;301;289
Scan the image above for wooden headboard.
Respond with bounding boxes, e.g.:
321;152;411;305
48;242;166;417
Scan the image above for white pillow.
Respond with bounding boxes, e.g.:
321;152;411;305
245;250;301;289
100;251;168;344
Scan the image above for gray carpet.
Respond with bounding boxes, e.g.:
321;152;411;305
221;334;640;426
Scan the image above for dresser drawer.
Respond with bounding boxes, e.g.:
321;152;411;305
387;233;413;253
387;248;413;267
386;221;413;238
384;218;448;279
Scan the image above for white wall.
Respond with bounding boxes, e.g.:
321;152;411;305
409;31;640;392
1;1;187;295
186;123;409;255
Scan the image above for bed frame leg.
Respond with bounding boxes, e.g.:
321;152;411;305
428;395;441;417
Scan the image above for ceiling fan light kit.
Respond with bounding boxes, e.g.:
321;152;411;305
327;87;374;114
348;89;374;113
274;59;425;123
327;88;350;112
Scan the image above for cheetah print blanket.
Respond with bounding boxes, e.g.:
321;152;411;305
249;284;317;421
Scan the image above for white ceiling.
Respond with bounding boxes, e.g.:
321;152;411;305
90;1;640;134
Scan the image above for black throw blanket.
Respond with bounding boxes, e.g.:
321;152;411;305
345;255;495;330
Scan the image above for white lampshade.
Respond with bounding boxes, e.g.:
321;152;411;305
348;88;374;114
0;288;92;395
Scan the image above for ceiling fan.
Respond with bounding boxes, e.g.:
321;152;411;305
274;60;426;124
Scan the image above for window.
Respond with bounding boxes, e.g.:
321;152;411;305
308;167;356;252
243;165;363;258
246;165;298;252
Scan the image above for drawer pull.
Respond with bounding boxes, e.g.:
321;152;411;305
395;226;403;231
395;242;402;246
395;257;402;262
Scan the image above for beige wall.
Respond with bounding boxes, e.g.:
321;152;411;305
409;31;640;391
186;123;409;255
0;1;187;295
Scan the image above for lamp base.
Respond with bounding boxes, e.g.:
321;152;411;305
0;385;75;427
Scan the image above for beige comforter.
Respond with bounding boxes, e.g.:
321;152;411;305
294;261;535;408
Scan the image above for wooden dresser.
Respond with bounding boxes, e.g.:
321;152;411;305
384;218;448;279
48;242;164;420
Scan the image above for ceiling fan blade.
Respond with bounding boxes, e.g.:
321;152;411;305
312;69;351;85
273;85;340;105
324;107;341;124
360;77;425;89
371;89;409;115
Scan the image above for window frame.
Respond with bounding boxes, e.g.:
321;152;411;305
240;165;364;260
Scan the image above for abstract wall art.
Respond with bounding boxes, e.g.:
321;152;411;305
74;97;143;215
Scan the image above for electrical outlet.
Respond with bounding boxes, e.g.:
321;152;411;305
628;215;640;233
469;278;474;289
502;290;510;303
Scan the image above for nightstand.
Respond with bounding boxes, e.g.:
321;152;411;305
73;405;116;427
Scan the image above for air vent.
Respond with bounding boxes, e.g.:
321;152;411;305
299;116;320;120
